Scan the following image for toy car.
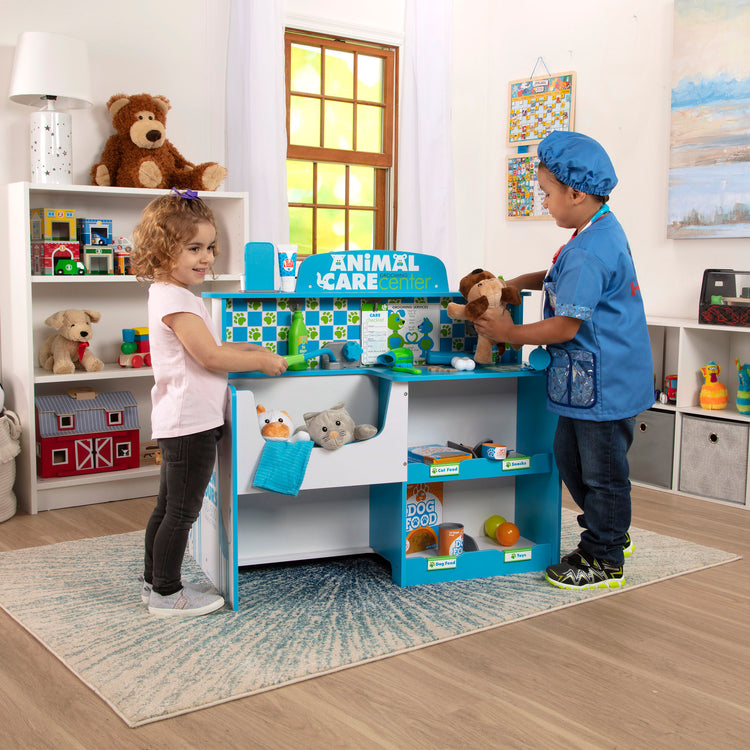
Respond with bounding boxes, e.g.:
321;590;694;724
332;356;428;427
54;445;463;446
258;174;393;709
54;259;87;275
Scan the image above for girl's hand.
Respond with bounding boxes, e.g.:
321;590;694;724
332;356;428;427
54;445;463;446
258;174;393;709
256;350;289;376
474;308;515;344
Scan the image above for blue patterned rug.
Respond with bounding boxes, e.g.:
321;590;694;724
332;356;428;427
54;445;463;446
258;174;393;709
0;510;739;727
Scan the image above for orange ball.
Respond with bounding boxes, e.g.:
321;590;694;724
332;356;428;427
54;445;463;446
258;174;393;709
496;521;520;547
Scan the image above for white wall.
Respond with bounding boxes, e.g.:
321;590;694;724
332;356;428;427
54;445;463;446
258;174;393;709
1;0;747;320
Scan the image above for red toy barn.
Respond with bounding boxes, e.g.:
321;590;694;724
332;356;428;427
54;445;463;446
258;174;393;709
34;390;140;478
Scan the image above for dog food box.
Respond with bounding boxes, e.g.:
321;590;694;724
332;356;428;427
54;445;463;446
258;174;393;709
405;482;443;554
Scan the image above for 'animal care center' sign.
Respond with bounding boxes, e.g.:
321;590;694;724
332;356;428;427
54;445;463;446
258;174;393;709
295;250;450;296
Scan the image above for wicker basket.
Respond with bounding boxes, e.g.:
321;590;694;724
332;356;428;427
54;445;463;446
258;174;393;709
0;411;21;522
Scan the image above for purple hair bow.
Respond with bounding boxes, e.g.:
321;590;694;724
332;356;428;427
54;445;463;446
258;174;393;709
170;187;201;201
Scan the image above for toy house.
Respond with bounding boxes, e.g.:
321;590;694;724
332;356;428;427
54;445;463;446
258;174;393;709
30;241;80;275
34;390;140;478
82;243;115;274
29;208;77;241
76;218;113;246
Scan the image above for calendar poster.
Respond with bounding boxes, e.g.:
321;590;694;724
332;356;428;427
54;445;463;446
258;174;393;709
506;154;551;220
507;71;576;146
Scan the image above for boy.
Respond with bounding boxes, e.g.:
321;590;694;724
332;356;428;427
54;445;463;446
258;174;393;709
474;131;653;589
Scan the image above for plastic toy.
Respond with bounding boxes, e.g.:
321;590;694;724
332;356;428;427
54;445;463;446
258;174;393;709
496;521;520;546
446;269;522;364
664;374;678;404
118;328;151;368
39;309;104;375
377;347;422;375
735;359;750;414
699;361;728;410
451;356;475;371
484;514;506;538
90;93;227;191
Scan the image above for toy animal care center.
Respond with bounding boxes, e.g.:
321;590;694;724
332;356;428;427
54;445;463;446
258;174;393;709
192;248;561;610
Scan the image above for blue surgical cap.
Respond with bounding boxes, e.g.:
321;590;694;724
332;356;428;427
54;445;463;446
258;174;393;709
537;131;618;196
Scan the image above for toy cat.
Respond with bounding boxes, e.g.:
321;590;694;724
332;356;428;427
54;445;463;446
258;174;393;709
297;402;377;450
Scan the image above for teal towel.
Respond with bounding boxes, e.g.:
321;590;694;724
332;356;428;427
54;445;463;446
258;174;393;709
253;440;314;496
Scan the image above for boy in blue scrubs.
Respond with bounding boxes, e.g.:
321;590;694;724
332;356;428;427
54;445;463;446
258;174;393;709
475;131;653;590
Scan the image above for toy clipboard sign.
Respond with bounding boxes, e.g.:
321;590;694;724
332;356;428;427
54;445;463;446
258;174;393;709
295;250;451;295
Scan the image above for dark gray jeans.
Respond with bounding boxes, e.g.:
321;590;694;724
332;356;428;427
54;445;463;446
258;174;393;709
144;426;222;595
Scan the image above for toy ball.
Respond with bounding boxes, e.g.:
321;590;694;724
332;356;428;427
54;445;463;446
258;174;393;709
484;514;506;538
496;521;520;547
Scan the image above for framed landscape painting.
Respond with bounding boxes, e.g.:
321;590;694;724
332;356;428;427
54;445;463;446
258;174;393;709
668;0;750;239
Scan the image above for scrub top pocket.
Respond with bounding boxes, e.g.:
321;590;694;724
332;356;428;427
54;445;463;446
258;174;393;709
548;346;597;409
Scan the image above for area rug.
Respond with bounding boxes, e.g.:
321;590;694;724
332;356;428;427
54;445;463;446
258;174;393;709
0;510;740;727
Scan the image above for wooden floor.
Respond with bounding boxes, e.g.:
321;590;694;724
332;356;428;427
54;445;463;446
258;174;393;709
1;485;749;750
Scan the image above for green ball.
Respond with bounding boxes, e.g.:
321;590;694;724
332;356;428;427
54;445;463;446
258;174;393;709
121;342;137;354
484;514;506;538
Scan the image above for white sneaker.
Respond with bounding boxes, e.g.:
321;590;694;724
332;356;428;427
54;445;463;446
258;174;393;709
140;577;217;604
148;587;225;618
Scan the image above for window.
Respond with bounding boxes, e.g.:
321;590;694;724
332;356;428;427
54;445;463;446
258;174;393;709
57;413;75;430
106;410;124;427
285;30;397;255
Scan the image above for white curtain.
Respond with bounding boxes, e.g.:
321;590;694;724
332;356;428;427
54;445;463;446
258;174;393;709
226;0;289;243
396;0;457;284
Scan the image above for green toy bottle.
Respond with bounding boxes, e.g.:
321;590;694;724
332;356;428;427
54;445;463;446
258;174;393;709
288;309;308;371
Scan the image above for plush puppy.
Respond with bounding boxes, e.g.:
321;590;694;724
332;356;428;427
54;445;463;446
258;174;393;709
39;309;104;375
446;269;522;364
90;93;227;191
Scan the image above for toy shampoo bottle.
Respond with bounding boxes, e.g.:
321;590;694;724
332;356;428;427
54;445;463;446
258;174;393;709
735;358;750;414
699;360;728;410
288;309;308;371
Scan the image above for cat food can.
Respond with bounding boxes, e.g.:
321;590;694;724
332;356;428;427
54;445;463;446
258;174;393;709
438;523;464;556
482;442;507;460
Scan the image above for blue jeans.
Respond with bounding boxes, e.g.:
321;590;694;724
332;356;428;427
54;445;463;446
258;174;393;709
553;416;635;565
144;427;222;595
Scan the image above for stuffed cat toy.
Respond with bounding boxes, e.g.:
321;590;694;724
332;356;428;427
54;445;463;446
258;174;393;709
297;402;377;450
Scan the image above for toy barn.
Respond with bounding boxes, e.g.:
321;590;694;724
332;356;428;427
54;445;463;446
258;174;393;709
34;390;140;478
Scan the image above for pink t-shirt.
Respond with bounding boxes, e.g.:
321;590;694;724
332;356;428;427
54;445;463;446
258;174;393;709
148;282;228;439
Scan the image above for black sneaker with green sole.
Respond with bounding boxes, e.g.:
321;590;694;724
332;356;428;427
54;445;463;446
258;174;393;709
545;550;625;590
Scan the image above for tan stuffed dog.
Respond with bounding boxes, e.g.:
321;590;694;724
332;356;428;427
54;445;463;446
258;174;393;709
91;93;227;191
447;269;522;364
39;309;104;375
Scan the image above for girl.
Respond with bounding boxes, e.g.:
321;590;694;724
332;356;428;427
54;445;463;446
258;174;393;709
132;189;288;617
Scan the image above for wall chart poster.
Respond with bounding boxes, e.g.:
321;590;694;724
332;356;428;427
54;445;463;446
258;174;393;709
507;72;575;146
506;154;550;220
668;0;750;239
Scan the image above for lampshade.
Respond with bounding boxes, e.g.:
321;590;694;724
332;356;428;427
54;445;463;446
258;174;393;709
9;31;92;109
8;32;92;184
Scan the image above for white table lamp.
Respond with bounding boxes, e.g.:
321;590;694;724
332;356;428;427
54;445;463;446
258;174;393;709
8;31;93;184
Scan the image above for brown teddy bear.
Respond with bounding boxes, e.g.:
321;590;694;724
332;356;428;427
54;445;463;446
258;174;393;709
447;269;522;364
90;93;227;191
39;309;104;375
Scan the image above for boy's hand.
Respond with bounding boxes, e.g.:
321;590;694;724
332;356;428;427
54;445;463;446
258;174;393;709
474;307;514;344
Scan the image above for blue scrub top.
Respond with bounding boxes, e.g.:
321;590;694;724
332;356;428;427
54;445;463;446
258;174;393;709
543;211;654;421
